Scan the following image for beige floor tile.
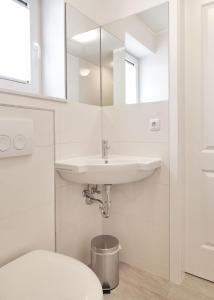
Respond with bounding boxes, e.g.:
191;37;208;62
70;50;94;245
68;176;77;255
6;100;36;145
104;263;214;300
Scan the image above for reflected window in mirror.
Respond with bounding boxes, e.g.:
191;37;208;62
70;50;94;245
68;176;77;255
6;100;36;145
102;2;169;106
125;54;139;104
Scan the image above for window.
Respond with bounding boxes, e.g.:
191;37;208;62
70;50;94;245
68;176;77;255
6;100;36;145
0;0;40;93
125;54;139;104
0;0;30;83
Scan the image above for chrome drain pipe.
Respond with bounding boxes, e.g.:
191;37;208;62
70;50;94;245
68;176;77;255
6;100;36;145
101;185;111;218
83;184;112;218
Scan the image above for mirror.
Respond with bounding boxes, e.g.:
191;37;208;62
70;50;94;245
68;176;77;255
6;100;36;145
100;29;124;106
0;1;169;106
101;3;169;106
66;4;101;106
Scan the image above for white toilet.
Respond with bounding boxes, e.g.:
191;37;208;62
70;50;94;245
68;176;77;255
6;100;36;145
0;250;103;300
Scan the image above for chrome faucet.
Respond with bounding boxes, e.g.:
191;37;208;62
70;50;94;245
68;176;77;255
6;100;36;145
102;139;110;162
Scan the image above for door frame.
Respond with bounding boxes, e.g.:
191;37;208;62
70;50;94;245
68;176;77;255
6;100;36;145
169;0;185;284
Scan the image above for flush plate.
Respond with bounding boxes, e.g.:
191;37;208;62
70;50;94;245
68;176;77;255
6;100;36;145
0;119;34;158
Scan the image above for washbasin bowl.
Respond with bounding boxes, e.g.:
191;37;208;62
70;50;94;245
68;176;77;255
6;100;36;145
55;155;161;185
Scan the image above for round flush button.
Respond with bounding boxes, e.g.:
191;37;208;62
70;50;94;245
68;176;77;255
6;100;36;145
14;135;27;150
0;135;11;152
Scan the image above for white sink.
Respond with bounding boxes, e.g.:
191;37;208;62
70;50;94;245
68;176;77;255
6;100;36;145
55;155;161;185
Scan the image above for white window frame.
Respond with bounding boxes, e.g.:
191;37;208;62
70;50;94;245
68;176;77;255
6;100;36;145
0;0;41;94
125;53;139;104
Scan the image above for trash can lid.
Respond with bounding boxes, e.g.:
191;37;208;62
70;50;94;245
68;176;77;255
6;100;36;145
91;235;119;254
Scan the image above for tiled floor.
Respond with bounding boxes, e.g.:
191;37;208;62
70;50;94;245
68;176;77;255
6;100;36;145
104;263;214;300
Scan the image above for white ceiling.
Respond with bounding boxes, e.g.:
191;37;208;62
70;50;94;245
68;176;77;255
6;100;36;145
66;0;169;65
137;3;169;33
126;33;153;58
67;28;123;67
67;0;168;25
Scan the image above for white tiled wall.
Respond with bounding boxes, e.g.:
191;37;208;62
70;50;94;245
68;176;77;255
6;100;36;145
54;103;102;265
53;101;102;265
0;93;102;266
56;180;102;264
102;101;170;279
0;92;169;279
0;105;55;266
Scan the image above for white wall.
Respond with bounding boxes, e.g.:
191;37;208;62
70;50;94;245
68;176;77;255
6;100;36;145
67;54;80;102
102;67;113;106
54;101;102;264
67;54;100;106
105;15;156;53
0;91;170;277
113;48;126;105
41;0;66;99
140;32;169;102
67;0;168;25
0;92;102;266
79;60;100;106
66;2;98;38
102;101;169;279
0;93;170;277
0;105;55;266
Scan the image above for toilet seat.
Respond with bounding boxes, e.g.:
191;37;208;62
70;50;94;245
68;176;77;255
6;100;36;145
0;250;103;300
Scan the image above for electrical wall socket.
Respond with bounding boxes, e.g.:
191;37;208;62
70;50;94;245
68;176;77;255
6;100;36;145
150;119;161;131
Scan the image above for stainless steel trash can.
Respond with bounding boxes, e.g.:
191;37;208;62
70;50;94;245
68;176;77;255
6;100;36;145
91;235;120;293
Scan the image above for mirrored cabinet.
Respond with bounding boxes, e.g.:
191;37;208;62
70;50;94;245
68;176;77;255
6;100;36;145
66;4;101;105
0;1;169;105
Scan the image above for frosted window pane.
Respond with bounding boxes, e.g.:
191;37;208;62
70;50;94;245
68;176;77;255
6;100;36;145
0;0;31;82
125;60;137;104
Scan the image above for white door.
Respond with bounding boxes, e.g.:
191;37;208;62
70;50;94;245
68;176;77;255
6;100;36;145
185;0;214;281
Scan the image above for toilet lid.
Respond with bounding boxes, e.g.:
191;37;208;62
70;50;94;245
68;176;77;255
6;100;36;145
0;250;103;300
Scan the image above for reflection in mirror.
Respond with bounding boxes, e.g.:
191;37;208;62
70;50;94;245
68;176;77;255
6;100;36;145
101;29;124;106
102;3;169;106
66;4;101;106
